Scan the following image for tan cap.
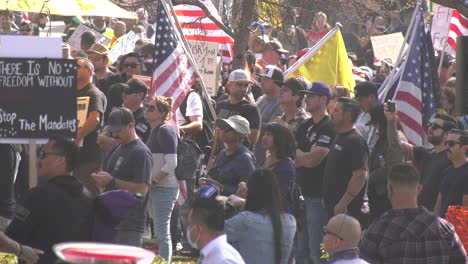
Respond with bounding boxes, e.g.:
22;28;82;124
216;115;250;136
86;43;109;56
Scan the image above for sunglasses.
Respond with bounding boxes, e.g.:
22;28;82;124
323;226;344;240
144;104;157;112
123;63;141;69
38;150;63;159
429;122;444;131
445;140;462;148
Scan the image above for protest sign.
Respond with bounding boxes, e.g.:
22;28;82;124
370;32;406;63
68;24;111;51
188;41;220;96
431;3;455;54
77;97;90;129
108;31;144;63
0;58;77;141
0;36;62;58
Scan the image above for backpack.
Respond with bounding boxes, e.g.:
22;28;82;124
158;124;203;181
180;89;216;153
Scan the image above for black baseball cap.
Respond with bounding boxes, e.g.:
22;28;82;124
105;107;135;132
122;78;148;97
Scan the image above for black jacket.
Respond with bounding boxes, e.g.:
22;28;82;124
6;175;93;264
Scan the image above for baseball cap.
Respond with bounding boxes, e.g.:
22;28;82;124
215;115;250;136
267;40;289;54
86;43;109;56
105;107;135;133
354;81;378;98
122;78;148;97
283;77;307;94
228;69;253;83
300;81;332;99
258;65;284;85
374;58;394;68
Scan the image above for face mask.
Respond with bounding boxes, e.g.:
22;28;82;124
187;225;199;249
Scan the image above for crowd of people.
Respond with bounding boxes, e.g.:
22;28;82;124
0;6;467;264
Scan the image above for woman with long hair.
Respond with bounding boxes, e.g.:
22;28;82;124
144;96;179;263
225;169;296;264
307;11;332;46
263;122;296;212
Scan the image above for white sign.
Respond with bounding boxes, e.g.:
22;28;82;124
68;25;111;51
431;3;455;54
108;31;144;63
77;97;90;129
188;41;220;96
370;32;406;63
0;36;61;58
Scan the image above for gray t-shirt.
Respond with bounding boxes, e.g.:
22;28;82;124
103;139;153;232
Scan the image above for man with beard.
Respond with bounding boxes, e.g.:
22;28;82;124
434;129;468;217
386;110;458;210
216;69;261;147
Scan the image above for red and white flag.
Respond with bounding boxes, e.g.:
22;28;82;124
174;0;234;67
149;1;197;110
448;9;468;50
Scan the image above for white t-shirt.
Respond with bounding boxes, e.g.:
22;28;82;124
200;234;245;264
176;92;203;125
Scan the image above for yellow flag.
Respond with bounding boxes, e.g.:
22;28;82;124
288;30;355;93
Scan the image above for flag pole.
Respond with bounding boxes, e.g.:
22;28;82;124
161;0;217;121
284;23;342;79
378;1;421;101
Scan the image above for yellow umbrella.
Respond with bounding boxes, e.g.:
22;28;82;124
79;0;137;19
3;0;137;19
3;0;83;16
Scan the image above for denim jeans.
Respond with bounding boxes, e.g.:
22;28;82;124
150;186;179;262
295;198;328;264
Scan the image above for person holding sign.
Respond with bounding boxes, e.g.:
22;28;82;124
74;57;107;196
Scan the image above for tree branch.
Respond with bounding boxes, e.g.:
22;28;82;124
172;0;235;38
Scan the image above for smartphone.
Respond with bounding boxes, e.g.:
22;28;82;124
387;101;396;112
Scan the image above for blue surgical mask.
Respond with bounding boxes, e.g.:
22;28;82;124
187;225;199;249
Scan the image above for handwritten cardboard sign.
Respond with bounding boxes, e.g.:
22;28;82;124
188;41;220;96
370;32;407;62
77;97;90;129
431;3;456;54
68;24;111;51
0;58;77;140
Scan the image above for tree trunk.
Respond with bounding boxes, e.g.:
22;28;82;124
231;0;256;69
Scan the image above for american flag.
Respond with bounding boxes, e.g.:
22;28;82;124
393;12;438;146
448;9;468;50
173;0;234;67
149;0;197;110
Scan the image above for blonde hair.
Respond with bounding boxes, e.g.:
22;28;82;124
151;96;173;121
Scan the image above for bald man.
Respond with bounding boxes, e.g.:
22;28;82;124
323;214;369;264
109;21;127;50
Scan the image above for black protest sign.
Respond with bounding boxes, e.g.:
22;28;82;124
0;58;77;140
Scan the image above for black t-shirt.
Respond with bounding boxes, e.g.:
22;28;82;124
216;99;261;129
439;163;468;217
414;147;451;210
296;116;336;198
133;107;151;143
323;128;369;214
6;176;93;264
77;83;107;163
0;144;17;219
